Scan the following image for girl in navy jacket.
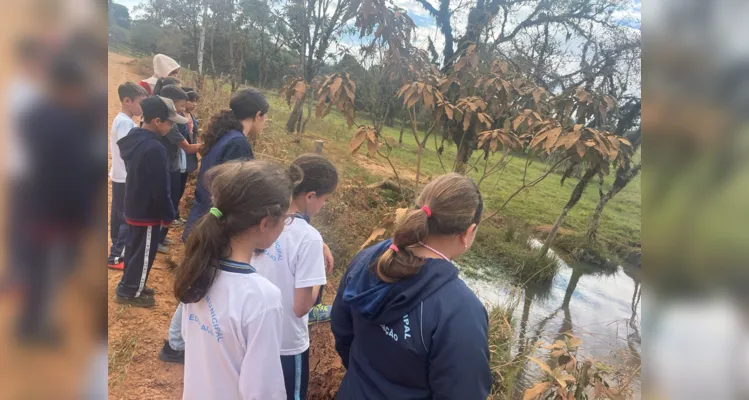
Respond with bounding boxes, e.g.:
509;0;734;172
331;173;491;400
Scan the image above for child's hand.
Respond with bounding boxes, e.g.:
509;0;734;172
323;243;334;275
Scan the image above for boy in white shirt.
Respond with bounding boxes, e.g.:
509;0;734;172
253;154;338;400
108;82;147;270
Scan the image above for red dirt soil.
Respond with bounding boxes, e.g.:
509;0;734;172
107;52;345;399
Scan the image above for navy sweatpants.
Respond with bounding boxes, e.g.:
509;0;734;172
161;170;182;243
116;224;160;298
108;182;129;264
280;349;309;400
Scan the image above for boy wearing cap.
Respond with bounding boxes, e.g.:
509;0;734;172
114;96;187;308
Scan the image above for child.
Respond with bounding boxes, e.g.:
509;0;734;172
175;161;299;400
138;54;180;95
182;87;268;242
153;83;200;253
178;87;200;220
331;173;492;399
159;88;270;365
252;153;338;400
114;96;187;308
108;82;148;270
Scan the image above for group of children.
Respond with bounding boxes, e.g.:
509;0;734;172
109;54;493;399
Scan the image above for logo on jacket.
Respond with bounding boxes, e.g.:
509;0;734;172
264;241;283;262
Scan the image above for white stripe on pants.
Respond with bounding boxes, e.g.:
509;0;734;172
136;226;152;297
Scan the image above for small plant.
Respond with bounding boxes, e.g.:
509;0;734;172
522;334;637;400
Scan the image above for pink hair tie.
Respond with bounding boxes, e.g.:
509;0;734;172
421;206;432;218
389;244;399;252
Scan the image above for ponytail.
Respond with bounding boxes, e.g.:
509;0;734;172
375;208;431;282
374;173;484;282
174;213;226;303
200;109;243;156
174;161;295;303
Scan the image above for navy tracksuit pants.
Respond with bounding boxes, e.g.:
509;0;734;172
116;224;161;298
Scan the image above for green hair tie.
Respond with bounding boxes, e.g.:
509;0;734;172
209;207;223;218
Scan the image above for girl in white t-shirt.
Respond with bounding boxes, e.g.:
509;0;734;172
252;154;338;400
174;160;300;400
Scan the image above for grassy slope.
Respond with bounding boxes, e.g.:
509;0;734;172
262;92;641;251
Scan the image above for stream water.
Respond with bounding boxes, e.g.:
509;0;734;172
461;239;642;397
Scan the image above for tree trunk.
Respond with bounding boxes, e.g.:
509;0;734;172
540;165;600;256
410;109;423;186
453;136;472;174
286;98;305;133
586;163;641;245
586;192;612;245
398;112;406;143
197;0;208;75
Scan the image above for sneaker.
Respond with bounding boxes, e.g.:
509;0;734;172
141;287;155;296
114;294;155;308
158;340;185;364
162;238;174;245
308;304;332;324
157;244;169;254
108;261;124;270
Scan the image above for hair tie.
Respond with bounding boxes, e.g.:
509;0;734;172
389;244;399;253
209;207;223;218
421;206;432;218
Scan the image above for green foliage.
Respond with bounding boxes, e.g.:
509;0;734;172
129;21;163;54
108;25;130;43
108;1;131;29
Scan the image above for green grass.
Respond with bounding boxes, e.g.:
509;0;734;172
260;91;641;257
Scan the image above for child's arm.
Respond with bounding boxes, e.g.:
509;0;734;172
323;242;335;275
293;238;327;318
331;268;354;369
179;140;201;154
293;286;321;318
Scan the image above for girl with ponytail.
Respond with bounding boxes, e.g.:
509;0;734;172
176;160;299;400
159;88;270;365
182;87;269;242
331;173;492;400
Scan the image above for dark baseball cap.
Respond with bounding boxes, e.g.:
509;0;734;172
141;96;189;124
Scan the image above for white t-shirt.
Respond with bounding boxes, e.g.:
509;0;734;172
252;217;327;356
182;260;286;400
109;112;136;183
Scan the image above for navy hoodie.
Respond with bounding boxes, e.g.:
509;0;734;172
117;127;175;226
331;240;491;400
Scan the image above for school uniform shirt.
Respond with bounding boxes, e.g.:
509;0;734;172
109;112;136;183
252;217;327;356
182;260;286;400
117;127;175;225
331;239;492;400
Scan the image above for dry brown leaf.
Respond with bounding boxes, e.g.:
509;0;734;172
360;227;386;250
544;127;563;151
529;357;554;376
350;128;368;154
463;111;472;131
513;115;526;130
575;141;586;158
532;89;541;104
523;381;553;400
330;76;343;98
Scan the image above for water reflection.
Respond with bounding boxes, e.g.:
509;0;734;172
461;243;642;395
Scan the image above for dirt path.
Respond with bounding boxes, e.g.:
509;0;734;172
107;52;346;399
